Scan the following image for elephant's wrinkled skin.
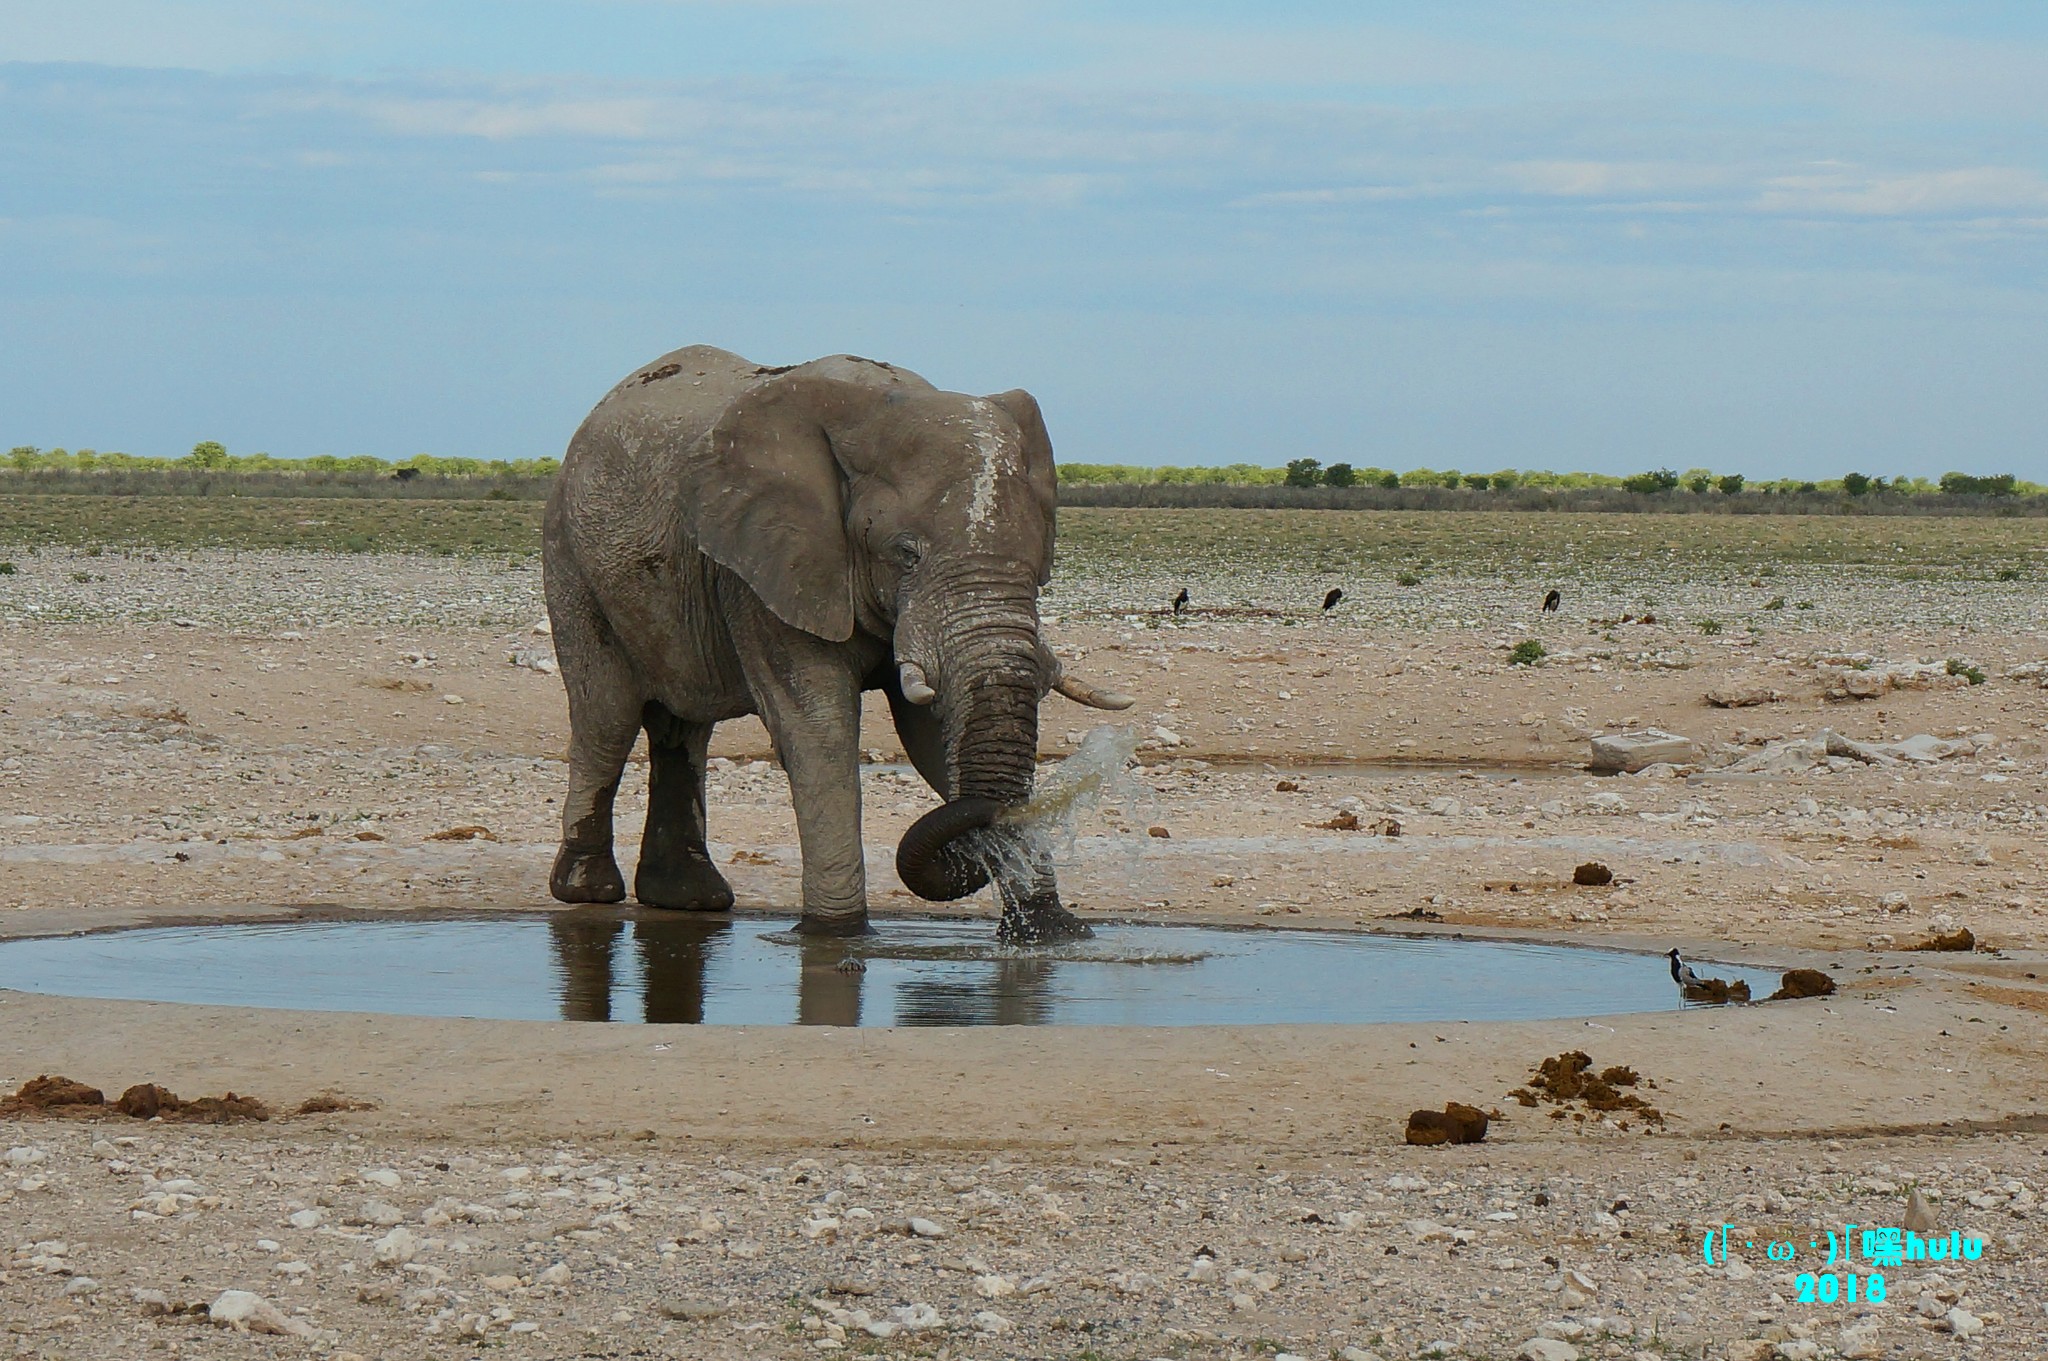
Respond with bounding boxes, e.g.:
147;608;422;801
541;346;1130;940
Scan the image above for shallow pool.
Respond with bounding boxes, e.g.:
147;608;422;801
0;913;1781;1027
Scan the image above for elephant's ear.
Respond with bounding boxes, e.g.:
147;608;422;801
683;375;890;642
984;388;1058;587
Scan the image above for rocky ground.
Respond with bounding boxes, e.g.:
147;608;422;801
2;543;2047;1359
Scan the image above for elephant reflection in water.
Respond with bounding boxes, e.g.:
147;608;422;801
550;916;722;1023
548;915;871;1025
894;955;1056;1027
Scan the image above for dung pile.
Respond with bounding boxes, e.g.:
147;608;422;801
1509;1051;1665;1127
0;1075;270;1123
1404;1102;1489;1146
1767;968;1836;1001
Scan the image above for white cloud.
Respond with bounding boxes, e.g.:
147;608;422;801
1757;167;2048;217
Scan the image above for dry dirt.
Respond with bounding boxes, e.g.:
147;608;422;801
3;546;2047;1359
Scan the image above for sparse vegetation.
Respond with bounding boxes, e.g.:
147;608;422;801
1947;659;1987;685
1763;596;1786;610
1696;618;1723;635
1396;571;1423;587
1509;640;1547;666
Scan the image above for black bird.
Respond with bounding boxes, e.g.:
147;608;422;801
1666;949;1703;988
1172;587;1189;615
1542;588;1561;613
1322;588;1344;611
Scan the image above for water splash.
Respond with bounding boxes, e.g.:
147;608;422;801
959;725;1153;906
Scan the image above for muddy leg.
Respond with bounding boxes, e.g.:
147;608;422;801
992;832;1091;944
634;704;734;911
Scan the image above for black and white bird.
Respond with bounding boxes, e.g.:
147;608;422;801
1542;588;1561;613
1172;587;1190;615
1667;949;1704;988
1322;587;1344;611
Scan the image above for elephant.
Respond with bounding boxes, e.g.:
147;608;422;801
541;345;1133;941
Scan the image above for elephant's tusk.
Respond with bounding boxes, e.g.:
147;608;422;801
1053;673;1136;711
898;660;937;705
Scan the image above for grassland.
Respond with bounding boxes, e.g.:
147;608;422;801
6;494;2048;581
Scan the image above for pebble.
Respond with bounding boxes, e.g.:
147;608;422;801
658;1298;727;1321
1517;1339;1580;1361
537;1262;571;1287
370;1226;418;1266
63;1277;101;1297
287;1208;325;1230
907;1216;947;1238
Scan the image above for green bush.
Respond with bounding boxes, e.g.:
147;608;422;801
1996;567;2023;581
1622;468;1680;494
1508;640;1547;666
1717;474;1745;494
0;561;15;575
1842;471;1873;496
1322;462;1356;488
1696;618;1723;635
1396;571;1422;587
1283;458;1323;487
1946;658;1987;685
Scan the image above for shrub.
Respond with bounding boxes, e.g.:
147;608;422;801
183;440;230;469
1842;471;1872;496
1795;600;1816;610
1685;472;1712;494
1717;473;1746;495
1490;471;1519;491
1996;567;2023;581
1462;473;1491;491
1283;458;1323;487
1396;571;1422;587
1941;472;2018;497
1946;659;1987;685
1763;596;1786;610
1322;462;1356;488
0;561;15;575
1622;468;1680;494
1508;640;1547;666
1377;471;1401;489
1696;618;1723;635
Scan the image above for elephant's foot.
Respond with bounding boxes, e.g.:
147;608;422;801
997;890;1093;945
634;852;736;913
550;845;626;904
794;908;872;937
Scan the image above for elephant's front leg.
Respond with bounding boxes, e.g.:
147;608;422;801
736;616;870;934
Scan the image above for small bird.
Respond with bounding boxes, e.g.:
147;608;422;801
1542;588;1561;613
1322;587;1344;611
1172;587;1189;615
1667;948;1703;988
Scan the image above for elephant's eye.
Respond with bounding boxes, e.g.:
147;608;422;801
888;536;924;570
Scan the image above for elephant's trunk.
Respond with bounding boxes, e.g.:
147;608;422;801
893;591;1045;902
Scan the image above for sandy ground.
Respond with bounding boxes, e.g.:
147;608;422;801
3;547;2047;1359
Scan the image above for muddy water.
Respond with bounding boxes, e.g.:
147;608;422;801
0;915;1779;1027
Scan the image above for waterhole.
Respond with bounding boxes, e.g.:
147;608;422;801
0;915;1776;1027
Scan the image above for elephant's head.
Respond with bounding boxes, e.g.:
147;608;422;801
680;366;1131;901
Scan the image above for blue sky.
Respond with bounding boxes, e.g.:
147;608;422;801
3;2;2045;477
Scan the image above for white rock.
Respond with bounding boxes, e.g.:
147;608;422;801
907;1216;947;1238
970;1310;1013;1334
287;1208;325;1230
537;1262;571;1287
1723;1258;1754;1281
4;1147;48;1166
63;1277;101;1296
1517;1339;1580;1361
1837;1324;1883;1359
974;1274;1015;1298
1774;1341;1821;1361
1589;729;1694;772
1945;1307;1983;1338
1339;1349;1386;1361
208;1289;311;1337
360;1168;402;1188
371;1226;418;1267
359;1200;404;1227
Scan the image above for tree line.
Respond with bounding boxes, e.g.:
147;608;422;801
5;442;2035;502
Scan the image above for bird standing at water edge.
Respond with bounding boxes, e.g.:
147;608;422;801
1667;948;1702;988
